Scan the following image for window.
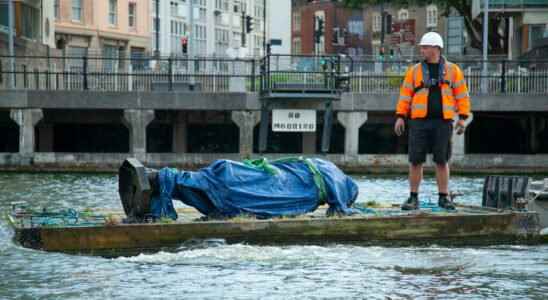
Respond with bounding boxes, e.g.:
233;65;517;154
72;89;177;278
292;37;301;54
199;7;206;20
293;11;301;32
170;1;178;17
398;9;408;21
193;24;207;56
103;45;119;72
426;5;438;28
21;4;39;39
372;13;381;32
192;0;206;6
215;28;230;55
109;0;117;25
67;46;88;74
530;24;548;49
128;3;136;28
72;0;82;21
55;0;60;20
130;48;146;70
348;20;364;36
215;0;228;11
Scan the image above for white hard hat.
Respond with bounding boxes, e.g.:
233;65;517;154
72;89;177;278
419;32;444;48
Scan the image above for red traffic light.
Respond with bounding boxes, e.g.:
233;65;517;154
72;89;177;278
181;37;188;54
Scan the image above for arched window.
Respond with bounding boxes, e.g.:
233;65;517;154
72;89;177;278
398;9;408;21
426;5;438;28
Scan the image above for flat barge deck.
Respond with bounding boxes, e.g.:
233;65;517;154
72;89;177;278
7;204;547;257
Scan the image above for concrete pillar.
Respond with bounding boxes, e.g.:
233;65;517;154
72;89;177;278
231;111;260;158
10;108;43;155
302;132;316;154
122;109;155;161
173;111;188;153
38;124;54;152
337;112;368;156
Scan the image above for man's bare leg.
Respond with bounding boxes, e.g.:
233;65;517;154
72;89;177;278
410;163;423;193
402;163;423;210
434;163;449;194
435;162;455;209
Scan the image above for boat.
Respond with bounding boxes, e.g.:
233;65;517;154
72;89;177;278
7;159;548;257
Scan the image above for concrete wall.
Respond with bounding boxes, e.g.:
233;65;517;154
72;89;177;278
0;90;547;172
1;90;546;112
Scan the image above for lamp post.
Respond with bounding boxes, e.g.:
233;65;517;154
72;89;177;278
481;0;489;94
155;0;160;59
8;0;15;88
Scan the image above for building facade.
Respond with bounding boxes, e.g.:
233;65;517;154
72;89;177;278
470;0;548;59
269;0;291;55
54;0;151;60
291;0;450;59
151;0;269;58
291;0;367;56
0;0;56;49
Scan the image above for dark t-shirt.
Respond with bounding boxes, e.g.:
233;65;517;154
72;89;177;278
426;63;443;119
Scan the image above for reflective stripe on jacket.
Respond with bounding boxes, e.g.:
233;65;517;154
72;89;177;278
396;58;471;120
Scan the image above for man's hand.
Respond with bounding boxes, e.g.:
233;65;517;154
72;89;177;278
455;119;466;135
394;117;405;136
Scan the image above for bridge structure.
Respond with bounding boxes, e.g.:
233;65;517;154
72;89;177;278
0;54;547;172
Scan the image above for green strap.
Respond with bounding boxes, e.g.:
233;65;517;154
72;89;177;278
243;157;327;202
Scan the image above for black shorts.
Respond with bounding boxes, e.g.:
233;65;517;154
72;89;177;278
408;119;453;165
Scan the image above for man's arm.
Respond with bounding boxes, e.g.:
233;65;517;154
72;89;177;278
396;66;415;118
394;66;415;136
452;65;471;120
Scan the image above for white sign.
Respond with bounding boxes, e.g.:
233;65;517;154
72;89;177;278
272;109;316;132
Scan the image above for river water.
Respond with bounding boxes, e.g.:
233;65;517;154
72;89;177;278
0;172;547;299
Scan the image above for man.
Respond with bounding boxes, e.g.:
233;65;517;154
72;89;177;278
394;32;471;210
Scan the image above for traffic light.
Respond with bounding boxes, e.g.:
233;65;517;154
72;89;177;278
379;47;385;60
385;13;392;34
332;28;338;44
389;49;394;59
317;18;324;36
181;37;188;54
314;17;324;44
245;15;253;33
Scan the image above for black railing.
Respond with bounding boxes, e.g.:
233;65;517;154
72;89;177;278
260;54;352;97
0;55;259;92
1;55;547;95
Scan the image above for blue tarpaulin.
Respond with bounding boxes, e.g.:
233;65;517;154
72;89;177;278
150;158;359;219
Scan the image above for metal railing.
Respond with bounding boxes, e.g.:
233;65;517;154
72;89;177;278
350;59;548;95
1;55;547;95
0;55;258;92
260;54;352;96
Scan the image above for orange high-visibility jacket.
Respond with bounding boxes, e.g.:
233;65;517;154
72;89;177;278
396;59;471;120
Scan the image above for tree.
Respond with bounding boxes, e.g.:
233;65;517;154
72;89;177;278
343;0;508;54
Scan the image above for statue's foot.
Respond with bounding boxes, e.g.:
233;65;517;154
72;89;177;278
118;158;155;221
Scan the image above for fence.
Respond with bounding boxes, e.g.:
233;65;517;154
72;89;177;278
0;55;258;92
1;55;547;95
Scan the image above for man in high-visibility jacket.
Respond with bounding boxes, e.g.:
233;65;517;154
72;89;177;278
394;32;471;210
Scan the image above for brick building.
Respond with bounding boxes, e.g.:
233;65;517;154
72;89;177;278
291;0;366;56
291;0;449;59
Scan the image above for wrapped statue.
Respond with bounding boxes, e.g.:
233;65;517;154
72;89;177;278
119;157;359;222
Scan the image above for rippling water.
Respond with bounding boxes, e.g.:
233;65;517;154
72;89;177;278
1;172;547;299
